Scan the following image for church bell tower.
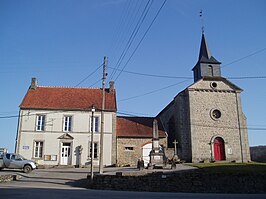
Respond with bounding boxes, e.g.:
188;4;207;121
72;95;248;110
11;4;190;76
192;34;222;82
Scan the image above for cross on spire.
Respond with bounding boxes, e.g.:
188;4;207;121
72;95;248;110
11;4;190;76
199;10;205;34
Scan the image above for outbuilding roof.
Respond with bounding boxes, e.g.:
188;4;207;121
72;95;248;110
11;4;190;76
117;116;166;138
20;86;117;111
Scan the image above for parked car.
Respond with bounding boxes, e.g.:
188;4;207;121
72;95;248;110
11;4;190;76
0;153;37;173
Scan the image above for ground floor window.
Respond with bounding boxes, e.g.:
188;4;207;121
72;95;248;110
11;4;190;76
34;141;43;158
88;142;98;159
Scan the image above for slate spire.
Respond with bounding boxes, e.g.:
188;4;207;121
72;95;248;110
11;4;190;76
192;33;222;82
198;33;220;64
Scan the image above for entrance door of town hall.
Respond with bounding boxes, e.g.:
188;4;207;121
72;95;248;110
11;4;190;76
60;143;71;165
214;137;225;161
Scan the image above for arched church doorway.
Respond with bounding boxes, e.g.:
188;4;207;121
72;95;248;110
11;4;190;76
214;137;226;161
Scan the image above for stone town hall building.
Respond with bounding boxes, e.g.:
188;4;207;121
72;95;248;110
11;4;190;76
15;33;250;166
158;33;250;163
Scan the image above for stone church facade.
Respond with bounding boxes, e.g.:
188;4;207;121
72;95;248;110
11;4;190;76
158;34;250;163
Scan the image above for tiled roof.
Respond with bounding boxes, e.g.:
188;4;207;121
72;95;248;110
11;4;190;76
117;116;166;138
20;86;117;111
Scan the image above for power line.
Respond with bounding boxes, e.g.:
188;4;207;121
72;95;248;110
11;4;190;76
75;64;103;87
117;74;266;103
115;0;168;82
108;66;191;79
108;0;143;68
117;111;139;117
228;76;266;80
190;122;266;131
110;0;154;80
118;110;152;117
222;47;266;68
2;111;265;132
107;0;133;55
0;110;63;119
110;0;153;80
89;79;102;88
119;79;189;102
108;66;266;80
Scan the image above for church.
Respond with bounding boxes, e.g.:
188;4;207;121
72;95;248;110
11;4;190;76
157;33;251;163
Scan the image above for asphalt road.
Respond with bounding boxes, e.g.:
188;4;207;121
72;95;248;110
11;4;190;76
0;167;265;199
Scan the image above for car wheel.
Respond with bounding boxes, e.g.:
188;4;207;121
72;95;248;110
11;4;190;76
23;165;32;173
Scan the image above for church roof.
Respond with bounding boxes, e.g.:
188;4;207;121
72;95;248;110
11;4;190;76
198;34;221;64
20;86;117;111
117;116;166;138
192;34;221;71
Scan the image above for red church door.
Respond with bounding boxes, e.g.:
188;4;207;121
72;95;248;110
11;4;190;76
214;137;225;161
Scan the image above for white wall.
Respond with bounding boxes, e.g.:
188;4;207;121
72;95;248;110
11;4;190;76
17;109;115;166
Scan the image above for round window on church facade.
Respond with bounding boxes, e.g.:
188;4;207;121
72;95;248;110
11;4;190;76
210;82;217;89
211;109;221;120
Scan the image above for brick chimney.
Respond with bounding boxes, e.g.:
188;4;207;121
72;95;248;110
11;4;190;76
30;77;38;90
109;81;115;93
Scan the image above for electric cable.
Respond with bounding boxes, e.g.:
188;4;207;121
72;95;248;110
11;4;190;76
110;0;154;80
75;64;103;87
119;79;189;102
114;0;167;82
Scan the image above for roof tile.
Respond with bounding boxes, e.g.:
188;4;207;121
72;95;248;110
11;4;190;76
117;116;166;138
20;86;117;111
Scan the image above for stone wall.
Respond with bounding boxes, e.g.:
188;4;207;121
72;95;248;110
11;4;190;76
87;171;266;193
117;137;167;166
174;90;192;162
188;79;250;162
158;90;192;162
0;174;19;182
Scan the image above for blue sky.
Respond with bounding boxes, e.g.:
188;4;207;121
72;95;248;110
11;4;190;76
0;0;266;152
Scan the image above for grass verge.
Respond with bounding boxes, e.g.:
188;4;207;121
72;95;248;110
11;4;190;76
185;162;266;174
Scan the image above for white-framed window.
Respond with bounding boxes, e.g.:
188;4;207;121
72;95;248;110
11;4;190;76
36;115;45;131
64;116;72;132
88;142;98;159
34;141;43;158
90;116;99;133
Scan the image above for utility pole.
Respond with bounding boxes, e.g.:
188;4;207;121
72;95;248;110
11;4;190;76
99;56;107;174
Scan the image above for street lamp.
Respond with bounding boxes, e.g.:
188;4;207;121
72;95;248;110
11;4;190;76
90;105;95;182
